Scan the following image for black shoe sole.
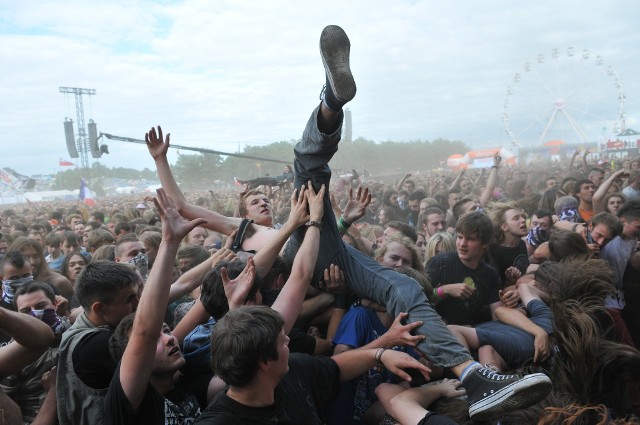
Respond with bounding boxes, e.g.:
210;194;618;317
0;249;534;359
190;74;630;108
319;25;356;103
468;373;552;421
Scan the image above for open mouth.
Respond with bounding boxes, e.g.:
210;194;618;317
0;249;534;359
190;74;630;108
169;347;180;356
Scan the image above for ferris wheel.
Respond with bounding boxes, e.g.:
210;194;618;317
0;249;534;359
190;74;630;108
502;47;625;149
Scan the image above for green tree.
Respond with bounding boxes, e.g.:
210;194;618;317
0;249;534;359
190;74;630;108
172;153;223;190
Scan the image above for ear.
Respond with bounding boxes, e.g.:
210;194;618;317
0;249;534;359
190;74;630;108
114;257;122;263
91;301;105;316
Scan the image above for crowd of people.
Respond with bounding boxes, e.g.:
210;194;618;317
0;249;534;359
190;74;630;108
1;25;639;425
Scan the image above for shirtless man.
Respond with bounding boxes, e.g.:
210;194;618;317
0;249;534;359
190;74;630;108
146;25;551;421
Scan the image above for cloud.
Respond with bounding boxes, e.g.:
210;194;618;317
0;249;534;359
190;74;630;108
1;0;640;175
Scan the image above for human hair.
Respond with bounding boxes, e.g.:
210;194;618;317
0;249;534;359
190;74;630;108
14;281;56;305
139;231;162;252
452;197;475;221
532;209;552;220
408;189;427;202
238;189;266;218
396;266;433;300
516;193;541;216
114;221;133;236
618;200;640;221
92;245;116;262
378;206;399;223
44;232;63;247
75;260;138;310
589;212;622;238
424;232;456;262
417;207;445;229
554;196;579;216
0;250;29;272
539;187;564;214
382;189;398;207
455;211;494;245
487;200;523;244
210;305;284;387
200;261;263;320
176;245;210;273
91;211;106;223
123;207;141;221
64;213;83;226
548;230;589;261
115;234;141;258
108;312;135;362
60;251;88;281
602;192;626;214
62;230;80;246
386;221;418;243
575;179;594;195
87;229;116;252
510;179;527;200
8;237;46;276
374;235;424;273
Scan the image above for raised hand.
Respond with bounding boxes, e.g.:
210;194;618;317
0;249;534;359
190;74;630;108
210;248;236;267
306;181;325;222
222;257;256;310
320;264;347;293
145;125;170;161
342;186;371;224
152;188;207;243
287;187;310;228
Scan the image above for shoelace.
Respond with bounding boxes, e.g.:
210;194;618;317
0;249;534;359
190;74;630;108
479;367;516;381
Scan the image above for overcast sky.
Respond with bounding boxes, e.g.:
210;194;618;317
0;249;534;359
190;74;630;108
2;0;639;176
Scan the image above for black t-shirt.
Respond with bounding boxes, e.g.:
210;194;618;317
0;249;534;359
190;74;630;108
426;252;501;325
487;240;529;286
104;363;201;425
195;353;340;424
72;330;117;389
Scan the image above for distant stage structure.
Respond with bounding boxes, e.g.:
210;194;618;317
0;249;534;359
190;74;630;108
60;86;104;170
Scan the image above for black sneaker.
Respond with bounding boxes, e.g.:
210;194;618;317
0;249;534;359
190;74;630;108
463;366;551;421
319;25;356;111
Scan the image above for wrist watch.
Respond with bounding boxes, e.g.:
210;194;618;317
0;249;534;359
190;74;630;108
306;220;322;229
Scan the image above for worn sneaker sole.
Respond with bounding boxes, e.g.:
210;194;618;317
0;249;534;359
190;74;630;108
320;25;356;103
468;373;551;421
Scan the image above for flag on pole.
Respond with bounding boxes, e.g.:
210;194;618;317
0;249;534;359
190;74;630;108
59;158;74;166
79;179;96;206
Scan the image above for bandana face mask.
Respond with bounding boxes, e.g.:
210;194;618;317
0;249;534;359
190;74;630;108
559;207;579;222
29;308;65;337
2;276;34;304
526;227;549;248
126;253;149;279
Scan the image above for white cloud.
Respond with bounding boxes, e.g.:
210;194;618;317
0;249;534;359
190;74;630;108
1;0;640;175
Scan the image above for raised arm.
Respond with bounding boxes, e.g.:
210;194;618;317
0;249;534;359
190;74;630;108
447;170;465;192
271;182;324;334
252;187;309;278
396;173;411;192
479;153;502;207
0;308;55;378
593;169;626;213
118;189;206;411
145;126;242;236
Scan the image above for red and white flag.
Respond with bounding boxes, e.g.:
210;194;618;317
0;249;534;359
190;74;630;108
59;158;74;166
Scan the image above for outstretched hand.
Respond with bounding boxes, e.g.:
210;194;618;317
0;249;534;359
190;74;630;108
145;125;170;161
222;257;256;310
153;188;207;243
287;187;310;228
380;312;426;348
305;181;325;222
342;187;371;224
380;349;431;383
